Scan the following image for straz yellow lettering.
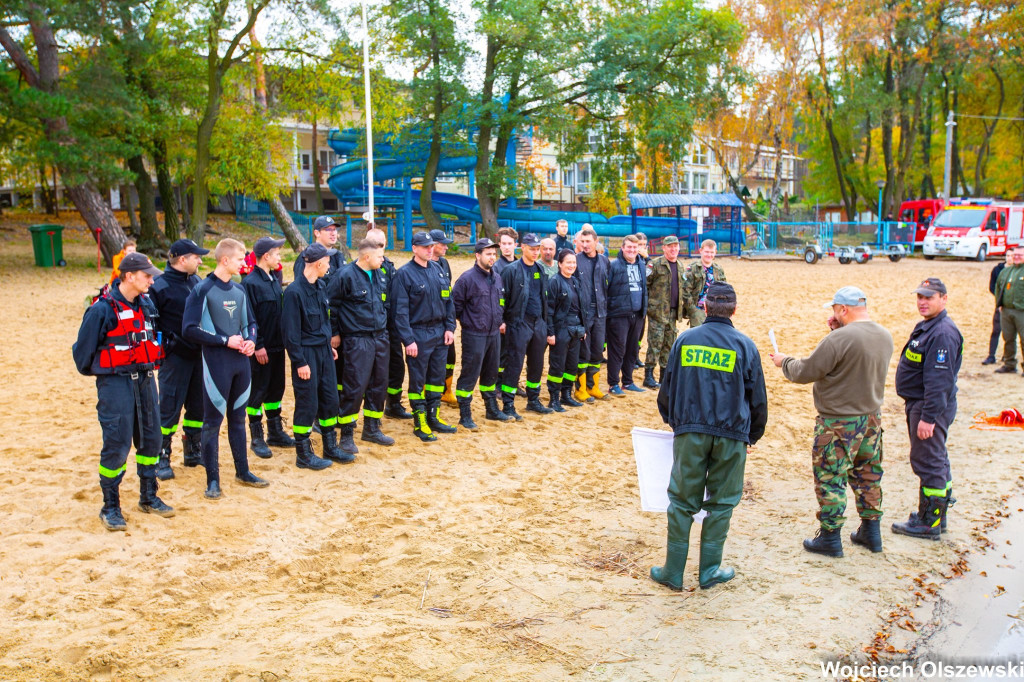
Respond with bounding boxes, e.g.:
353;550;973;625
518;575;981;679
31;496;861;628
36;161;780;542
679;345;736;372
905;349;922;363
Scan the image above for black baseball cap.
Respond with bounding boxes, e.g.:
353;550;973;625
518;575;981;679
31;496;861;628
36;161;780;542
475;238;497;253
168;239;210;257
428;229;453;245
254;237;286;258
705;282;737;305
302;243;337;263
411;231;435;247
313;216;338;231
913;277;947;296
520;233;541;247
119;252;162;276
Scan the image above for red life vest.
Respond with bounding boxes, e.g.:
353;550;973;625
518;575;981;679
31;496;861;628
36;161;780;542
95;295;165;371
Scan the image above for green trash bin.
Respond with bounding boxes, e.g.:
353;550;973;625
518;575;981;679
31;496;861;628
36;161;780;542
29;224;66;267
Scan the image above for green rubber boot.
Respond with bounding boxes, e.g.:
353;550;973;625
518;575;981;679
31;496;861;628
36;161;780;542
650;514;693;591
698;509;735;589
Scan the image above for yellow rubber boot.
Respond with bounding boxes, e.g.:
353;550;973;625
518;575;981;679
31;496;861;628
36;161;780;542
441;375;458;406
587;369;608;400
573;373;593;403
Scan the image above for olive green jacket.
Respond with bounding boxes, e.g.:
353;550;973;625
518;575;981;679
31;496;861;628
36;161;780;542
681;260;727;323
645;255;687;324
995;264;1024;310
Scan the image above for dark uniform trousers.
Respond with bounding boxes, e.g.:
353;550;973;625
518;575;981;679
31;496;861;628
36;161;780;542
247;350;287;422
548;327;584;391
339;334;390;425
446;344;456;381
407;324;448;412
579;315;606;378
97;371;161;485
500;316;547;396
292;344;341;439
905;399;954;493
607;312;645;387
457;331;501;402
201;348;253;484
158;352;204;439
387;322;406;398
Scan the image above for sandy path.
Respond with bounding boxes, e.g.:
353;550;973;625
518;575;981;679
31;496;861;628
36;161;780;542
1;221;1021;680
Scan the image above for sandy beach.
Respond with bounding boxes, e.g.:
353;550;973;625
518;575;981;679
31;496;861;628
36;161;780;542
1;216;1021;680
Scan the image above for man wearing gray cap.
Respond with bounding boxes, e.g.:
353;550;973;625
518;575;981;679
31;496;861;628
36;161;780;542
429;229;459;405
242;237;293;458
892;277;963;539
771;286;893;557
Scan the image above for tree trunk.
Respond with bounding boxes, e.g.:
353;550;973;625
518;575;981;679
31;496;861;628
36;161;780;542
127;154;163;251
38;165;56;214
880;54;895;219
421;127;443;231
124;180;141;235
919;96;935;198
154;138;180;241
190;74;221;245
67;184;130;265
179;184;192;234
474;29;500;239
311;114;324;214
973;66;1004;197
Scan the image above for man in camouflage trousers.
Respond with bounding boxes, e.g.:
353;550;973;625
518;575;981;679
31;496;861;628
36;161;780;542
643;235;686;388
681;239;727;327
771;286;893;557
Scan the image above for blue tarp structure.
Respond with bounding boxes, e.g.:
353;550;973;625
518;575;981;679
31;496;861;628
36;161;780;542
627;193;745;210
628;193;746;254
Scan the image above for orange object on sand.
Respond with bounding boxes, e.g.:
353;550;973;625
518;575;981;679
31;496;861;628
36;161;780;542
971;409;1024;430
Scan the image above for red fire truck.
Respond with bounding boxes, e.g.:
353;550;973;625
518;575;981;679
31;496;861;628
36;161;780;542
921;199;1024;261
898;198;946;246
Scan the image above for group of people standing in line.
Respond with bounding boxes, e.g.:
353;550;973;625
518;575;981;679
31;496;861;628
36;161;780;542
73;217;725;530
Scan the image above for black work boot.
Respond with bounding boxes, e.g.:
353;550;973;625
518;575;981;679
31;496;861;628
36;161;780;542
525;387;553;414
891;491;945;540
361;417;395;446
850;518;883;552
561;385;584;407
458;399;478;430
643;366;660;389
182;430;202;467
337;423;360;455
323;428;356;463
99;481;127;531
484;395;512;421
295;438;333;470
236;470;269;488
501;394;524;421
943;489;955;533
803;527;844;557
205;480;222;499
265;414;295;447
412;409;437;442
155;434;175;480
249;420;273;459
427;405;458;434
385;393;413;419
547;386;566;413
138;477;175;517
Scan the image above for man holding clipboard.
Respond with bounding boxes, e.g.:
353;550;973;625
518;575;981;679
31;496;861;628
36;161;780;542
651;282;768;591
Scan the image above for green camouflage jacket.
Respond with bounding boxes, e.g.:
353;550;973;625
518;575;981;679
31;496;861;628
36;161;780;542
645;255;687;324
681;260;727;322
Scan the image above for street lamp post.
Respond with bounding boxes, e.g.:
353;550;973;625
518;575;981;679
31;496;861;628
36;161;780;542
876;179;886;244
360;0;375;226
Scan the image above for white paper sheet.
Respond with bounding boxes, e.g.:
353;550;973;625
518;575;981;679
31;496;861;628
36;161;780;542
631;427;707;521
769;328;778;354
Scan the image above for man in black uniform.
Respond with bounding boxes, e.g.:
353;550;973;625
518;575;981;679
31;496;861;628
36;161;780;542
494;227;519;277
429;228;459;406
242;237;294;459
329;239;395;454
151;238;209;479
892;277;963;539
183;239;269;499
574;226;610;401
366;227;413;420
500;232;553;418
282;243;345;469
605;234;649;395
392;232;458;441
652;283;768;590
452;238;507;429
553;219;573;255
74;252;175;530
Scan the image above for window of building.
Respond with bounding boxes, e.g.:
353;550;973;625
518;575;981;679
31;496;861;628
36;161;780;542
588;130;604;154
692;144;707;165
563;168;574;186
576;161;591;192
623;167;635;183
319;150;337;170
692;172;709;193
300;153;311;171
547;169;557;185
323;198;338;211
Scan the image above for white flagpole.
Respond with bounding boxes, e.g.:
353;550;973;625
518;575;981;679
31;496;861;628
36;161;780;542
361;0;375;223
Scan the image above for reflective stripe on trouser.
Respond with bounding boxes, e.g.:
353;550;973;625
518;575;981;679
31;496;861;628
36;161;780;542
334;334;346;401
606;312;645;387
578;316;606;374
405;325;447;411
387;324;406;395
811;412;884;531
339;333;390;426
248;349;287;421
547;328;581;389
292;343;341;441
667;432;746;549
645;318;678;370
456;331;501;401
158;351;204;435
905;399;954;492
500;317;548;396
446;343;456;380
201;347;252;484
96;371;161;482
